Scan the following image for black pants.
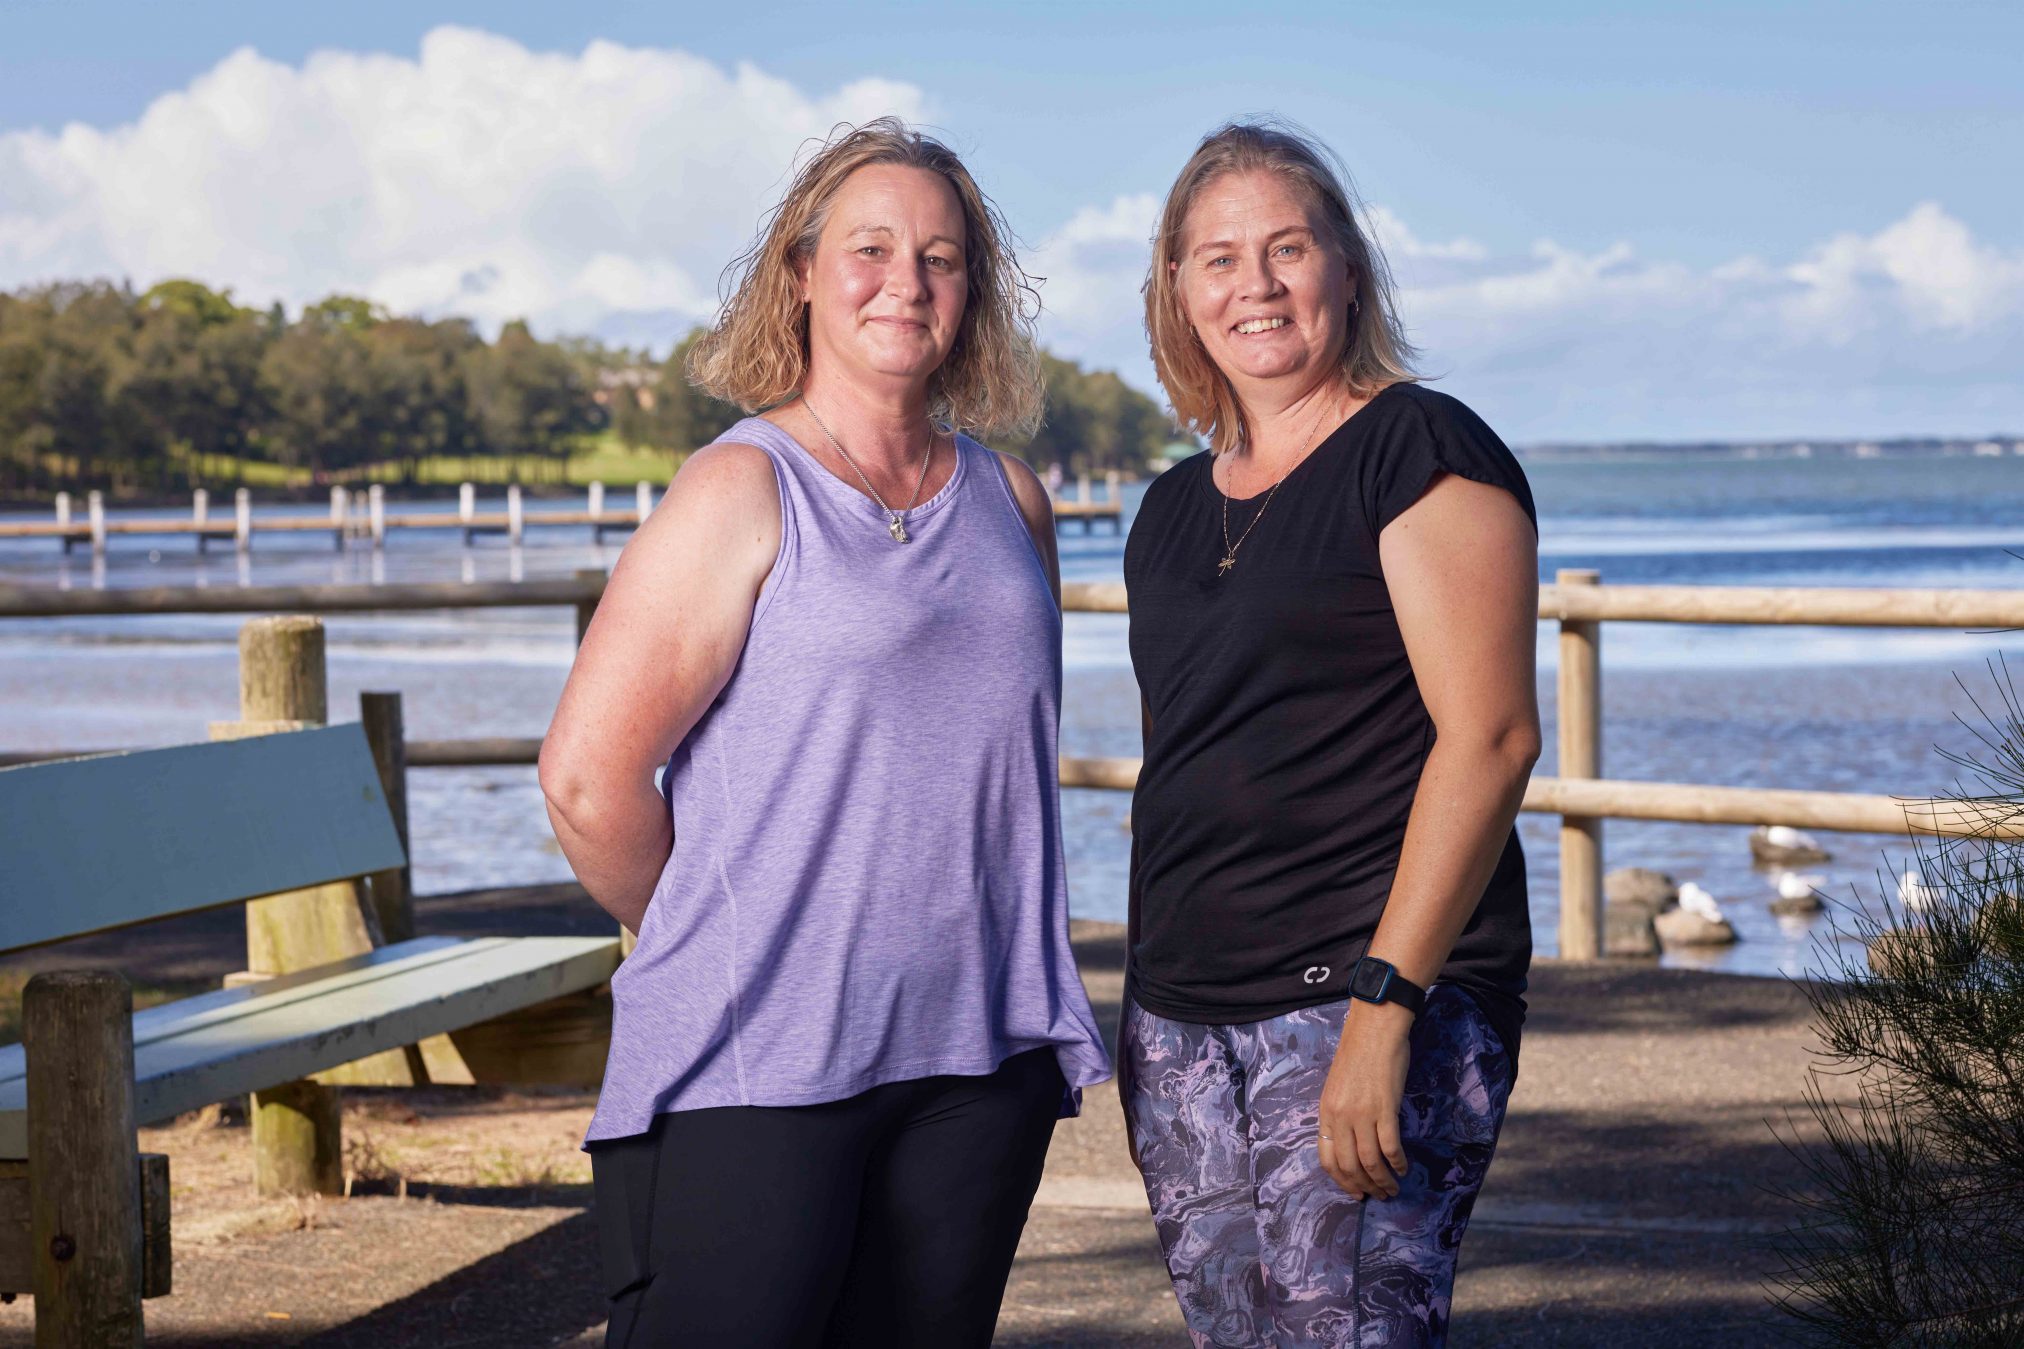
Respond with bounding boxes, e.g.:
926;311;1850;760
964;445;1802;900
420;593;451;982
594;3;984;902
590;1047;1065;1347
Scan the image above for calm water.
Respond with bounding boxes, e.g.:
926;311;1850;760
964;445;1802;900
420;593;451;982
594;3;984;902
5;450;2023;978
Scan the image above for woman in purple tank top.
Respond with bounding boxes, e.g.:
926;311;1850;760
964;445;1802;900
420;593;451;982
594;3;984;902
539;119;1109;1346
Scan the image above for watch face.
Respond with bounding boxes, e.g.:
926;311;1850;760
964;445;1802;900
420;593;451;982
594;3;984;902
1350;958;1392;1001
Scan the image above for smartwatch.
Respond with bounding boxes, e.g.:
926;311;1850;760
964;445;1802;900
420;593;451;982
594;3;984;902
1348;955;1426;1016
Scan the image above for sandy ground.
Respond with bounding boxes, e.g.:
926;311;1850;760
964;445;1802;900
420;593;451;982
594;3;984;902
0;902;1851;1347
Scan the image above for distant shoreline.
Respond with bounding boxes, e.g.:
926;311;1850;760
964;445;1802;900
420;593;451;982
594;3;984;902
1516;434;2023;463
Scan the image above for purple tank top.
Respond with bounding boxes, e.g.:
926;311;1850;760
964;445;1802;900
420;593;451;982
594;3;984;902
585;418;1111;1141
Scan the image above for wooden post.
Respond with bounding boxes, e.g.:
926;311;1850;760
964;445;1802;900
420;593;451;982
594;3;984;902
368;484;386;548
234;488;251;553
87;492;106;557
192;489;209;554
248;1081;341;1198
358;692;413;944
459;482;476;545
1557;569;1604;961
507;484;524;544
239;615;327;726
223;617;374;1192
25;971;143;1348
54;491;72;555
574;568;605;647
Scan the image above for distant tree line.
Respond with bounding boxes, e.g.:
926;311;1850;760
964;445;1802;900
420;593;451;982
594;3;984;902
0;279;1176;496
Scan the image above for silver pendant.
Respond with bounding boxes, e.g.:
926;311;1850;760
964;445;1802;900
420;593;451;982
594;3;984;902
888;516;909;544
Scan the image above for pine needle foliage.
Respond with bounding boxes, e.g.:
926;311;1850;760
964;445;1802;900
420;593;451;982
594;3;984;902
1771;658;2024;1347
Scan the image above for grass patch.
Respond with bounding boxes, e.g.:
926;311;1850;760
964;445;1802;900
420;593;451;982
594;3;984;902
164;435;685;492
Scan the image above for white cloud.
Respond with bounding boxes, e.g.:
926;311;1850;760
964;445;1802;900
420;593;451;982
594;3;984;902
1363;205;1486;264
1028;192;1158;381
1030;195;2024;441
0;27;928;341
3;30;2019;440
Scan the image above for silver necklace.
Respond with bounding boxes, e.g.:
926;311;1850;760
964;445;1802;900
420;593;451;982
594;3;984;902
803;400;936;544
1216;397;1336;576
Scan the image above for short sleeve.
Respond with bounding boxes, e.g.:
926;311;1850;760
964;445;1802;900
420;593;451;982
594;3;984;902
1362;385;1537;538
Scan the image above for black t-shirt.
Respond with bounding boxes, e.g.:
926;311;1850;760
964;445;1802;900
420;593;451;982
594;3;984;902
1124;381;1534;1058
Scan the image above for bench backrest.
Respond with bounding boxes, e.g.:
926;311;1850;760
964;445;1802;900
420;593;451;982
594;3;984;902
0;724;406;954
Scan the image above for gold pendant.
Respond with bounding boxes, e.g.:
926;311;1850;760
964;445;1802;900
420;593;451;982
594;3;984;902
889;517;909;544
1217;555;1236;575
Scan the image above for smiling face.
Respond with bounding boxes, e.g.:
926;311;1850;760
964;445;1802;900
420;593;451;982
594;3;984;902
1175;168;1354;401
798;163;970;396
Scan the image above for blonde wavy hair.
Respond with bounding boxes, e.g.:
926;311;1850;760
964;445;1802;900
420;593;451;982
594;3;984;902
1145;121;1420;452
687;118;1044;439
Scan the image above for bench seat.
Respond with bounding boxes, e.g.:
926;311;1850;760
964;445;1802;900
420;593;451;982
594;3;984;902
0;933;620;1158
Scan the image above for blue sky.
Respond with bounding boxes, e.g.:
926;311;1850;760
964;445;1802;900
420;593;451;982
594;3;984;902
2;1;2020;441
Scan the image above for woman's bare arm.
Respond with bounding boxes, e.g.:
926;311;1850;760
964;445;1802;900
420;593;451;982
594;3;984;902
1316;472;1541;1198
538;444;781;932
994;451;1062;605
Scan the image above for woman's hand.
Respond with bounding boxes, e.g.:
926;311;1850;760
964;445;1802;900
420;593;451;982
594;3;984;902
1317;999;1415;1198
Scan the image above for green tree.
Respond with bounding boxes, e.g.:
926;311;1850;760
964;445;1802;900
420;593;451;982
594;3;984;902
364;318;483;484
259;312;378;477
1014;352;1171;475
464;320;604;480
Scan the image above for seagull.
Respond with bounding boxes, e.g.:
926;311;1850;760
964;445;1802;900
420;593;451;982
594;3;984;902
1765;825;1821;852
1898;869;1940;913
1679;882;1727;922
1776;872;1825;901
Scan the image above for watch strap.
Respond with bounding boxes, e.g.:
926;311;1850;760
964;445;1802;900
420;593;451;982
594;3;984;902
1350;955;1427;1015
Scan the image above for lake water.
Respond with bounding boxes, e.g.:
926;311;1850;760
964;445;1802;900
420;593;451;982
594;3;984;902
5;449;2023;979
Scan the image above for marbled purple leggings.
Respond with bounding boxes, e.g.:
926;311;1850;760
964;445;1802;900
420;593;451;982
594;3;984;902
1121;985;1513;1348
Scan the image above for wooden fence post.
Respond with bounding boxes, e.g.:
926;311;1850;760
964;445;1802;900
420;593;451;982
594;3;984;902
25;971;143;1348
359;692;413;944
329;486;347;551
573;568;605;648
218;617;372;1192
1557;569;1604;960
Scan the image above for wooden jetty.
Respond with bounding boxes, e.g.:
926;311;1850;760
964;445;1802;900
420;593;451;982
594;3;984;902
0;469;1129;555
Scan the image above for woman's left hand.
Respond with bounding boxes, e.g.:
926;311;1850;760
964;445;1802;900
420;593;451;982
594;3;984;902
1316;1000;1415;1199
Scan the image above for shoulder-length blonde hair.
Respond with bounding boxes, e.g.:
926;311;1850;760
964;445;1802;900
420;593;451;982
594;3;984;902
1144;121;1419;452
687;117;1044;440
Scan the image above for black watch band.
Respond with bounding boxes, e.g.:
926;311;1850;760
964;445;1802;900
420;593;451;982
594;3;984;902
1348;956;1426;1016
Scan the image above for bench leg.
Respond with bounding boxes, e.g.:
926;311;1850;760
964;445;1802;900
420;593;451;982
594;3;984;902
25;971;144;1348
252;1081;343;1197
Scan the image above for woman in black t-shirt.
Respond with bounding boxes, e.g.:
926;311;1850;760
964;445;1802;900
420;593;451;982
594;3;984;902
1122;121;1540;1347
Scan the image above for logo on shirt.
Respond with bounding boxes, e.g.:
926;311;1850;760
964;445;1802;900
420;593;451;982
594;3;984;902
1302;965;1331;985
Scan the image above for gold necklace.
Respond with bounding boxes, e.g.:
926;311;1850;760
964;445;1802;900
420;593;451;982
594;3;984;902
804;400;936;544
1215;397;1337;576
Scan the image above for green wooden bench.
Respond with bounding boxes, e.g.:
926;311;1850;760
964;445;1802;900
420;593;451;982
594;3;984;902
0;725;621;1344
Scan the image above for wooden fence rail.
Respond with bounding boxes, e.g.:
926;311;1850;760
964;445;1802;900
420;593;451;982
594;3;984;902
6;572;2022;960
